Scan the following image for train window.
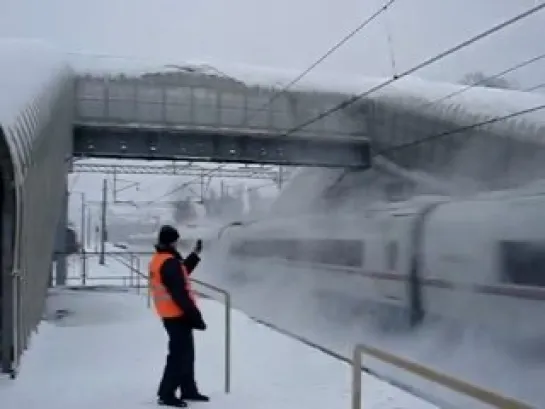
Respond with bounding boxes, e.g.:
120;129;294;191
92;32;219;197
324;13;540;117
499;241;545;287
386;241;398;271
228;238;363;267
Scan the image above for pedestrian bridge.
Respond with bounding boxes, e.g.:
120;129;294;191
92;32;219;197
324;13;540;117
73;75;371;168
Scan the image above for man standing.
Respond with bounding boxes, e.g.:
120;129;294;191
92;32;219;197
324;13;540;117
149;225;210;408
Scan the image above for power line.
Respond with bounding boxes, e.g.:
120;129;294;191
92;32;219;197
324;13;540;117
247;181;279;192
146;165;226;205
376;103;545;157
324;101;545;195
524;82;545;92
319;52;545;194
243;0;397;125
418;51;545;110
283;2;545;136
381;2;398;77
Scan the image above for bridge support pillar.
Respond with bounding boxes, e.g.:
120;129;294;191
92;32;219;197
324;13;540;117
54;185;69;286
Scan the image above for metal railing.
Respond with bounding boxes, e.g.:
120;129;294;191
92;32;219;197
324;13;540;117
69;250;232;394
62;251;146;291
74;76;356;138
183;278;231;394
351;343;532;409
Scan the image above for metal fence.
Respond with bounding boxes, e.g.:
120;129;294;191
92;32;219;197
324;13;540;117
61;250;232;394
62;251;146;290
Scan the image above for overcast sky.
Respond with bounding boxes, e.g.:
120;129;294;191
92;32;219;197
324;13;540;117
2;0;545;87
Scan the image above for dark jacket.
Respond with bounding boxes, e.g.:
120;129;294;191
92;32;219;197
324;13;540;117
155;243;206;330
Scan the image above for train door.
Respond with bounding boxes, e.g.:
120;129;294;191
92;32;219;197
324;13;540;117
0;171;3;368
407;201;445;326
376;213;409;305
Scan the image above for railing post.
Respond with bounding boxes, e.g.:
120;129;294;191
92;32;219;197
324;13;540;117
137;258;142;292
146;269;151;308
129;254;134;288
82;250;87;286
225;289;231;394
352;345;362;409
191;279;232;394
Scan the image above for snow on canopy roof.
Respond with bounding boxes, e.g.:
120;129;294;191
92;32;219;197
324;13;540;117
0;39;70;126
0;38;72;180
193;63;545;144
356;76;545;144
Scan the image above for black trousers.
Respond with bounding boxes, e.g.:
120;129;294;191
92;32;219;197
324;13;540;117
158;318;199;399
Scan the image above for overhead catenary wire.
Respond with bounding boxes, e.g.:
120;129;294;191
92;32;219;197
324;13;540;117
283;1;545;137
323;101;545;196
145;165;227;206
320;48;545;192
374;50;545;155
524;82;545;92
376;103;545;157
380;1;398;77
243;0;397;125
418;51;545;110
365;51;545;161
325;49;545;193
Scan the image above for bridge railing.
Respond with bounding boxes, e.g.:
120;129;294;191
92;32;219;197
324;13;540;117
62;250;232;394
74;76;362;138
351;343;532;409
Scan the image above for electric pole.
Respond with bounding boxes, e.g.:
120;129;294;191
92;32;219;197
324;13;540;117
86;207;91;248
80;193;86;250
99;178;107;265
113;166;118;202
200;170;205;203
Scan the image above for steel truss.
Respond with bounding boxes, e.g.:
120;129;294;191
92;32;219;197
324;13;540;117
72;162;291;180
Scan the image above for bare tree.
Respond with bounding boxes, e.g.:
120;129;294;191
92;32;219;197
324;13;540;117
173;198;197;223
460;71;515;89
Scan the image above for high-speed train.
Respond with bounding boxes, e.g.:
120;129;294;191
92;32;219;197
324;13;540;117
221;186;545;337
127;222;221;251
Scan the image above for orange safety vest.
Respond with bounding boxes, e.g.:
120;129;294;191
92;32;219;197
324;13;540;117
149;252;197;318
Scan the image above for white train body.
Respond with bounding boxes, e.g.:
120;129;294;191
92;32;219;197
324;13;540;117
127;222;221;251
222;189;545;337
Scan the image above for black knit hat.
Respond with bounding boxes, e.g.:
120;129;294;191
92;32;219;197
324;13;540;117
158;225;180;245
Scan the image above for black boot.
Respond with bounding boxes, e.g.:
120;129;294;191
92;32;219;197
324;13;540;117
181;393;209;402
158;396;188;407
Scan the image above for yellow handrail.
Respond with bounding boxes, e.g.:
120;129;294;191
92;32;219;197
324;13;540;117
351;343;532;409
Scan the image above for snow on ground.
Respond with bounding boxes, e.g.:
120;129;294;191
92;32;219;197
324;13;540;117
0;261;439;409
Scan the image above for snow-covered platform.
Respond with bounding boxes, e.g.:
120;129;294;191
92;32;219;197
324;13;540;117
0;286;437;409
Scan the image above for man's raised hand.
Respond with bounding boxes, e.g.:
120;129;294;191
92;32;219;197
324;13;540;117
194;239;203;254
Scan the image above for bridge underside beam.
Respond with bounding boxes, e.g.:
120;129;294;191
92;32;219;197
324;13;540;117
72;125;371;168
